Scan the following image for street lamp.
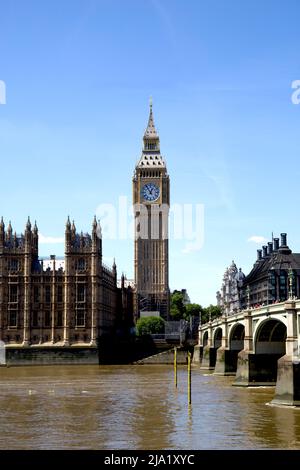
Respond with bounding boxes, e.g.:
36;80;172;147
288;267;294;300
246;285;250;309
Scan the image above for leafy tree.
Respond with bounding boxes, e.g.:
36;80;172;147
185;303;203;320
170;290;203;321
170;291;186;320
136;316;165;336
170;290;221;324
201;304;222;324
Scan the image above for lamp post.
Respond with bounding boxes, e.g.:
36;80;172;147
246;285;250;310
288;267;294;300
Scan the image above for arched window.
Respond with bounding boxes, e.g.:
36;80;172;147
76;258;86;271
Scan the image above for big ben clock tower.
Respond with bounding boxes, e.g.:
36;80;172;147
133;101;170;319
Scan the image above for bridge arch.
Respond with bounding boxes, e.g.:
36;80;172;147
254;318;286;354
213;327;222;349
202;330;208;347
229;323;245;351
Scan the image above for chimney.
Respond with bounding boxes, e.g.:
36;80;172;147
262;245;268;257
280;233;287;247
257;249;262;261
273;238;279;251
268;242;273;255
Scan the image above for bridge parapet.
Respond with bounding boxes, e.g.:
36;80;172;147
195;301;300;405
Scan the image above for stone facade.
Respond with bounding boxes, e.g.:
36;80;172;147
216;233;300;313
216;261;245;315
0;216;132;348
133;102;170;319
240;233;300;309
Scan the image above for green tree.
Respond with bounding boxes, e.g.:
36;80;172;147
170;291;186;320
184;303;203;320
201;304;222;324
136;316;165;336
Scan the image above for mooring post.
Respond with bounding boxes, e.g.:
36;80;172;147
188;350;191;405
174;346;177;388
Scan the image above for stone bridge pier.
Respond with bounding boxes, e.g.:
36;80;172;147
272;301;300;406
196;300;300;406
193;321;216;369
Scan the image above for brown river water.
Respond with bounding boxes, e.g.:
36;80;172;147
0;364;300;450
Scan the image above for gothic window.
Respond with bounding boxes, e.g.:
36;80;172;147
45;311;51;327
32;311;38;327
57;311;63;327
76;258;86;271
147;143;156;150
279;272;287;300
8;310;17;327
76;308;85;327
9;284;18;303
45;285;51;303
76;284;85;302
33;286;39;303
57;286;63;303
9;259;19;272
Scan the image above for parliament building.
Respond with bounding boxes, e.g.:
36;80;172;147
0;103;170;354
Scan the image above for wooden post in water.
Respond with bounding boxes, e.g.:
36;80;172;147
174;347;177;388
187;350;191;405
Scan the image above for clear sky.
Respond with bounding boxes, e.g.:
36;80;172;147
1;0;300;306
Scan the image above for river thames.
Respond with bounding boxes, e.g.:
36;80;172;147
0;364;300;450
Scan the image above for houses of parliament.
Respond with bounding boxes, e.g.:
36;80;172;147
0;103;170;356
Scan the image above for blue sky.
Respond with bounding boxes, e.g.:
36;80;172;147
1;0;300;306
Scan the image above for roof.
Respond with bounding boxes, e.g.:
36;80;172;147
138;153;166;167
136;101;167;169
144;101;158;139
246;250;300;284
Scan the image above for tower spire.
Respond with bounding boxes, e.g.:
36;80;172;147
144;97;158;139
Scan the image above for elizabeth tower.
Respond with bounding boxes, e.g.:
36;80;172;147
133;102;170;319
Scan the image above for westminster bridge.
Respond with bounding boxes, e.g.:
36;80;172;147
193;299;300;406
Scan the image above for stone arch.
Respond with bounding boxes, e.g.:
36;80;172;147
203;330;208;347
255;318;286;355
213;327;222;349
229;323;245;351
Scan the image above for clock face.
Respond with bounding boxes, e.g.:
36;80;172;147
141;183;160;202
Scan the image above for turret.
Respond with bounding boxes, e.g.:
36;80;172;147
143;98;160;153
65;216;72;252
113;258;117;281
24;217;32;254
71;220;76;241
32;220;38;251
26;216;31;232
6;220;12;242
0;217;4;247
